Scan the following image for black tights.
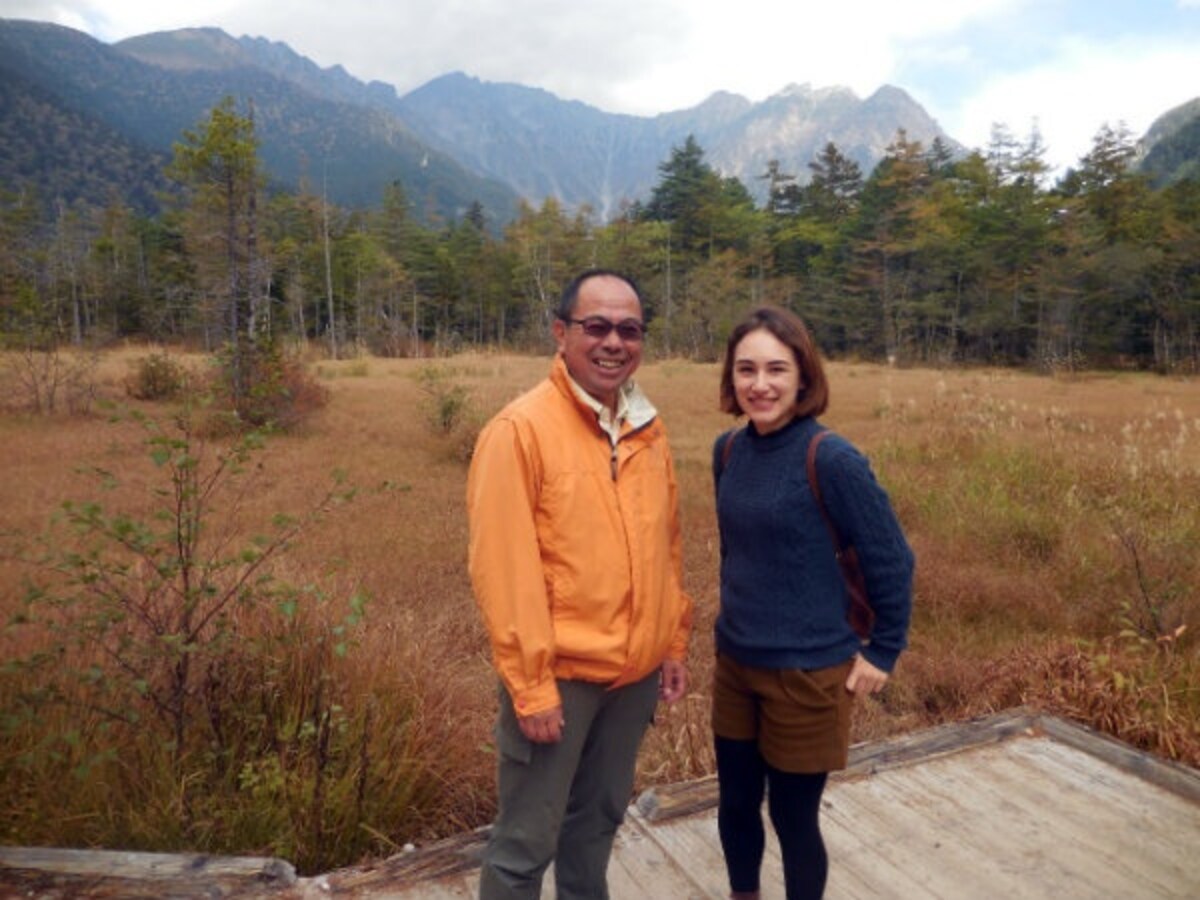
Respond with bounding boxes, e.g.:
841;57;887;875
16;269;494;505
715;736;830;900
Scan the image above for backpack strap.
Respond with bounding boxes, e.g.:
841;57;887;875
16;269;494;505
806;430;843;553
718;426;742;474
808;429;875;640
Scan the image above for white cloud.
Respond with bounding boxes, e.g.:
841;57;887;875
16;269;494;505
7;1;244;40
948;36;1200;173
5;0;1194;179
0;0;1063;120
601;0;1028;113
204;0;1034;115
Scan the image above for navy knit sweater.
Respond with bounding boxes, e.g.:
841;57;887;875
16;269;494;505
713;416;914;673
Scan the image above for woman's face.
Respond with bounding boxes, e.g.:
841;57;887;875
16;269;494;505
732;328;803;435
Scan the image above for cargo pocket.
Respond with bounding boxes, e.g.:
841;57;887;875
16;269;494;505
494;719;533;765
494;683;534;765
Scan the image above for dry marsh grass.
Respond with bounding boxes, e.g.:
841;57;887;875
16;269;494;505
2;348;1198;870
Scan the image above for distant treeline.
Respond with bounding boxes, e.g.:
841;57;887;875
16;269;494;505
2;97;1197;372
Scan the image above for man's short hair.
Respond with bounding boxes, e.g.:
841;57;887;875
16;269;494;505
557;269;645;320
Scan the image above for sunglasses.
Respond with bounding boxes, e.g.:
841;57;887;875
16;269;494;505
562;316;647;342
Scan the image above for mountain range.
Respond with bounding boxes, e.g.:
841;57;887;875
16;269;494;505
0;20;520;224
1140;96;1200;186
1;18;1197;227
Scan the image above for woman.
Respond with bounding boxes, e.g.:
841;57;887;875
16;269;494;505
711;306;914;900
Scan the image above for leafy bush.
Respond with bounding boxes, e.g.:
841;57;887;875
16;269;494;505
211;339;330;432
0;410;452;871
1;344;99;415
124;350;188;401
411;364;483;462
413;364;472;434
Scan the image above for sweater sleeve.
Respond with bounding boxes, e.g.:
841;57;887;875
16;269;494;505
466;416;561;716
816;436;915;672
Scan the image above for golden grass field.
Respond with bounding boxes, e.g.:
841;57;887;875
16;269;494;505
2;347;1198;870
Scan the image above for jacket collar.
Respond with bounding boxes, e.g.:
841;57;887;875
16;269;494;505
550;354;658;435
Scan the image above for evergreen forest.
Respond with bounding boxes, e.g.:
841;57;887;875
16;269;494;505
3;97;1198;373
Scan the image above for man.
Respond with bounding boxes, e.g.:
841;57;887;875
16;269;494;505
467;269;692;899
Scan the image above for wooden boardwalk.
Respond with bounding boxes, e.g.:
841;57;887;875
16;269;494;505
4;710;1199;898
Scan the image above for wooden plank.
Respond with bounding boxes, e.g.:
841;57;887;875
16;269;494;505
301;873;479;899
1034;714;1200;803
635;773;718;822
0;846;296;898
959;740;1173;875
293;868;481;899
823;758;1048;900
614;710;1200;899
628;799;789;899
624;810;738;897
973;739;1200;896
0;846;296;883
305;824;712;900
823;737;1200;899
435;716;1199;899
595;822;717;899
316;829;488;893
852;747;1132;898
839;708;1039;779
821;797;953;900
7;712;1199;898
391;875;478;899
635;709;1045;823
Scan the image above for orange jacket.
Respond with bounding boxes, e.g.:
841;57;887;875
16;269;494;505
467;356;693;717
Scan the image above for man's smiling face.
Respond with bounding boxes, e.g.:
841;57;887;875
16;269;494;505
553;275;644;411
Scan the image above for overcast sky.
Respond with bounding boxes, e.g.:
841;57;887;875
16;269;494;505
3;0;1198;176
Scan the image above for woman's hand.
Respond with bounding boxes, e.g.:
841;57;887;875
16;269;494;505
659;659;688;704
845;654;889;695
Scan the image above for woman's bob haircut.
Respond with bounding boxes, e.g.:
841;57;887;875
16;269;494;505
719;306;830;419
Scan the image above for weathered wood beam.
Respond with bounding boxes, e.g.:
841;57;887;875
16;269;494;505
0;846;296;898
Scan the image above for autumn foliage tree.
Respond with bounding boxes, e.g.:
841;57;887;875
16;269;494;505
2;97;1197;373
167;97;266;396
165;98;326;429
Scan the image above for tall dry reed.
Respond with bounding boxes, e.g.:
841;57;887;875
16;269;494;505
2;350;1197;871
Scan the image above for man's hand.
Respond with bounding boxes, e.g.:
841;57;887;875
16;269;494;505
845;654;889;695
518;706;565;743
659;659;688;704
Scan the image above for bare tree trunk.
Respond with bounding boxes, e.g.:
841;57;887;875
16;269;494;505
323;170;337;359
411;287;421;358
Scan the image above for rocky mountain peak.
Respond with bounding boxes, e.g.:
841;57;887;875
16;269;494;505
116;27;248;70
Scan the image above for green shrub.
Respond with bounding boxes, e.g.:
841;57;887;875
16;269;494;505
413;364;473;435
211;339;330;431
1;344;99;415
0;409;409;871
124;351;188;401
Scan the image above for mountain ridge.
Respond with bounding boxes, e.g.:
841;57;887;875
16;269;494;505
0;19;521;222
0;19;964;221
1141;97;1200;185
3;18;1195;223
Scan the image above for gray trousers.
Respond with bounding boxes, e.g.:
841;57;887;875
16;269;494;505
478;672;660;900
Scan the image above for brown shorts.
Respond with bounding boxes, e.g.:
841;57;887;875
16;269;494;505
711;652;854;773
